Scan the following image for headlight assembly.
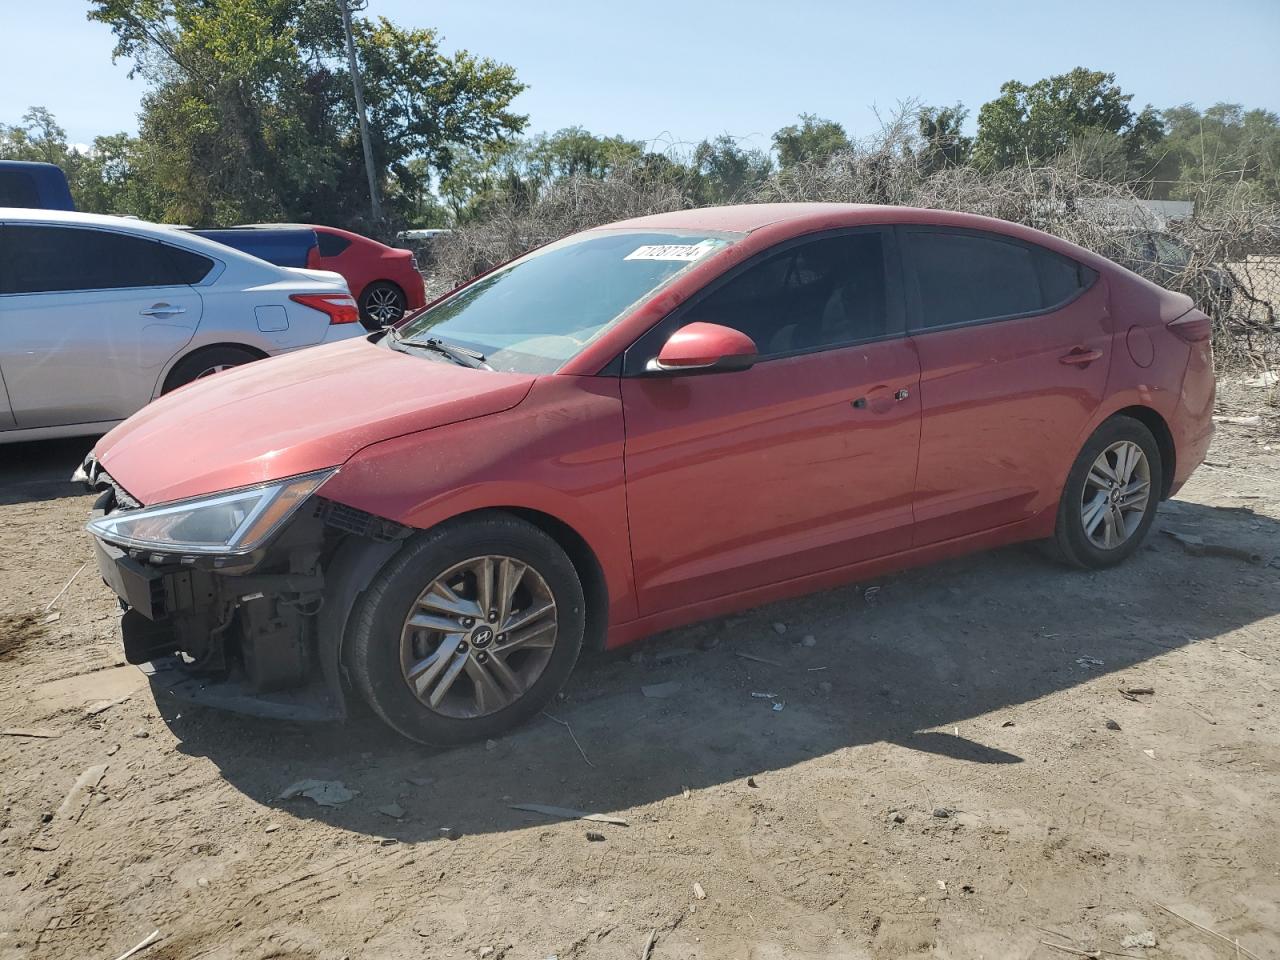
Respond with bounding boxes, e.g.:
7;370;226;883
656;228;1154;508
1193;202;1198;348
86;470;335;555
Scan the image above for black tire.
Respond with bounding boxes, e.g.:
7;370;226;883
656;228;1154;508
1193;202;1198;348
163;345;262;393
358;281;406;329
348;512;586;746
1051;415;1163;569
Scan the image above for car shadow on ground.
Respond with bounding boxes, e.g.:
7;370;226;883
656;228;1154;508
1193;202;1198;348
0;436;96;505
148;497;1280;844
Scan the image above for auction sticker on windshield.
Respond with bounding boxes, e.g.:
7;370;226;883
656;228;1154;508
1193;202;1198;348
624;239;722;262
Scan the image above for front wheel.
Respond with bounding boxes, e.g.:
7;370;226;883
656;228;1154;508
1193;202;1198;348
1051;416;1163;569
348;513;585;745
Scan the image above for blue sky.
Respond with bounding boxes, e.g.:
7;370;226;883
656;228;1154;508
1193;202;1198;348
4;0;1279;149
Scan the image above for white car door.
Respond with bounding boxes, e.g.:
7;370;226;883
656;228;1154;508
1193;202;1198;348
0;223;206;428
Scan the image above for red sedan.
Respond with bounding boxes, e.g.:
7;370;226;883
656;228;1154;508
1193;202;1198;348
82;204;1214;745
305;225;426;328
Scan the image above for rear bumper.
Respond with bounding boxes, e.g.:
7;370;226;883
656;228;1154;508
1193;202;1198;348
1169;341;1216;497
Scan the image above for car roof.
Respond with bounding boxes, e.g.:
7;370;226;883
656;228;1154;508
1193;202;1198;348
1;206;206;241
0;206;296;267
605;202;1108;264
607;203;886;233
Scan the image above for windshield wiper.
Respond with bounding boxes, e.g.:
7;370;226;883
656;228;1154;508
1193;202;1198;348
390;329;490;369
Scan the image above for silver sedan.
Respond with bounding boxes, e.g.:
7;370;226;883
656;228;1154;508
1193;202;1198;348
0;207;363;444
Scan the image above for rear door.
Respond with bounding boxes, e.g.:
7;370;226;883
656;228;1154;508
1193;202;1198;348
902;226;1110;545
0;224;208;428
621;228;921;615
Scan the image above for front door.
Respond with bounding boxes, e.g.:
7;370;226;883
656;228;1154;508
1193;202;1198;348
902;227;1112;545
620;229;921;616
0;223;204;428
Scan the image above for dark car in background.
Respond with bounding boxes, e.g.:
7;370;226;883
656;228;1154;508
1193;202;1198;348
1114;229;1233;317
0;160;76;210
193;224;426;328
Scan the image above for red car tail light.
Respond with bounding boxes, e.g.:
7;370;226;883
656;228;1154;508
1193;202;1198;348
290;293;360;324
1167;309;1213;343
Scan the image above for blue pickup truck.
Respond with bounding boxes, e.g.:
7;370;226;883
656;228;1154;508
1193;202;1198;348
0;160;76;210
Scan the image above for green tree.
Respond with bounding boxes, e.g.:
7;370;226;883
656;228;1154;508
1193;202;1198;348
1161;102;1280;201
523;127;644;180
772;114;851;169
973;67;1163;180
691;134;773;203
916;103;972;173
88;0;527;227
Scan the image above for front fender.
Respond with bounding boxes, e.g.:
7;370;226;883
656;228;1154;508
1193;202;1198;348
319;375;637;627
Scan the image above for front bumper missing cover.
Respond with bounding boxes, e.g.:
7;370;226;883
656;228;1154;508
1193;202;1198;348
82;458;406;724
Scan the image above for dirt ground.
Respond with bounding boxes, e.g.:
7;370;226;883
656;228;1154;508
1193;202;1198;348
1;382;1277;960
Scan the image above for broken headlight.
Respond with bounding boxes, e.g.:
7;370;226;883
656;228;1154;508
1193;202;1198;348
86;470;335;555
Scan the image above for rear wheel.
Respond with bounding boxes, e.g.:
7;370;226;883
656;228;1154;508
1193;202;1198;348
349;513;585;745
1051;416;1162;569
163;345;262;392
359;282;406;329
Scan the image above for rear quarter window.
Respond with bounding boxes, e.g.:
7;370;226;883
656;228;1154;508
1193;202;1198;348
317;232;352;257
162;244;215;284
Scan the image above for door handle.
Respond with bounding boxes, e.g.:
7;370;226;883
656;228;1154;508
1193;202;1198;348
141;303;186;317
1059;347;1102;367
851;387;910;412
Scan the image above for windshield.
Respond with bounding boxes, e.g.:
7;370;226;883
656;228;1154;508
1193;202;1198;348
395;229;739;373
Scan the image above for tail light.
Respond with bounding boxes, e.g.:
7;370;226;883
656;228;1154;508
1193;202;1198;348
290;293;359;325
1167;309;1212;343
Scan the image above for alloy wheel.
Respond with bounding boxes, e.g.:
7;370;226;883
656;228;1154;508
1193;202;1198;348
399;555;558;718
195;363;235;379
1080;440;1151;549
366;287;404;325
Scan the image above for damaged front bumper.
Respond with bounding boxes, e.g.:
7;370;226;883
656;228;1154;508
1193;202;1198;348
81;457;407;723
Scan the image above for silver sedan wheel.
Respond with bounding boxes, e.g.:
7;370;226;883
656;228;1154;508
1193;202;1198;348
366;287;404;325
1080;440;1151;549
399;556;558;719
195;363;235;379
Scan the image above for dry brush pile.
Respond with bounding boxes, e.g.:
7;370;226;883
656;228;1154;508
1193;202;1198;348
426;122;1280;381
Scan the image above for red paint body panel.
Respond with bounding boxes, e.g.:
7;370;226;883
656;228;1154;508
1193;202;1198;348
306;226;427;311
622;339;920;615
93;337;534;505
909;278;1114;544
318;375;638;626
91;203;1215;658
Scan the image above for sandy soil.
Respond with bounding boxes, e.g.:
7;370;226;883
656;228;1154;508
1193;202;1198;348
0;382;1277;960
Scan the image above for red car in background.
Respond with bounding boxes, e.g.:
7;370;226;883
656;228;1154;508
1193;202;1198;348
305;225;426;328
81;204;1214;746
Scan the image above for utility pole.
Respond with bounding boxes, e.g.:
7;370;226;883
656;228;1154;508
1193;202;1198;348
338;0;382;222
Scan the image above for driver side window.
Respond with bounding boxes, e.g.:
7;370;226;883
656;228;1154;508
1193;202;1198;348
690;232;889;358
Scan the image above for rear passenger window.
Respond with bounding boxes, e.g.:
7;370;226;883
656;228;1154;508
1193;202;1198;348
1;226;200;294
908;231;1089;329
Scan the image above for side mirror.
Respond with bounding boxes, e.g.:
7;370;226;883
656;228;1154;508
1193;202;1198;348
647;322;758;375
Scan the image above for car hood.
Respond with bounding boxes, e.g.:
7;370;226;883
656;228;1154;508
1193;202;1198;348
94;336;536;505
